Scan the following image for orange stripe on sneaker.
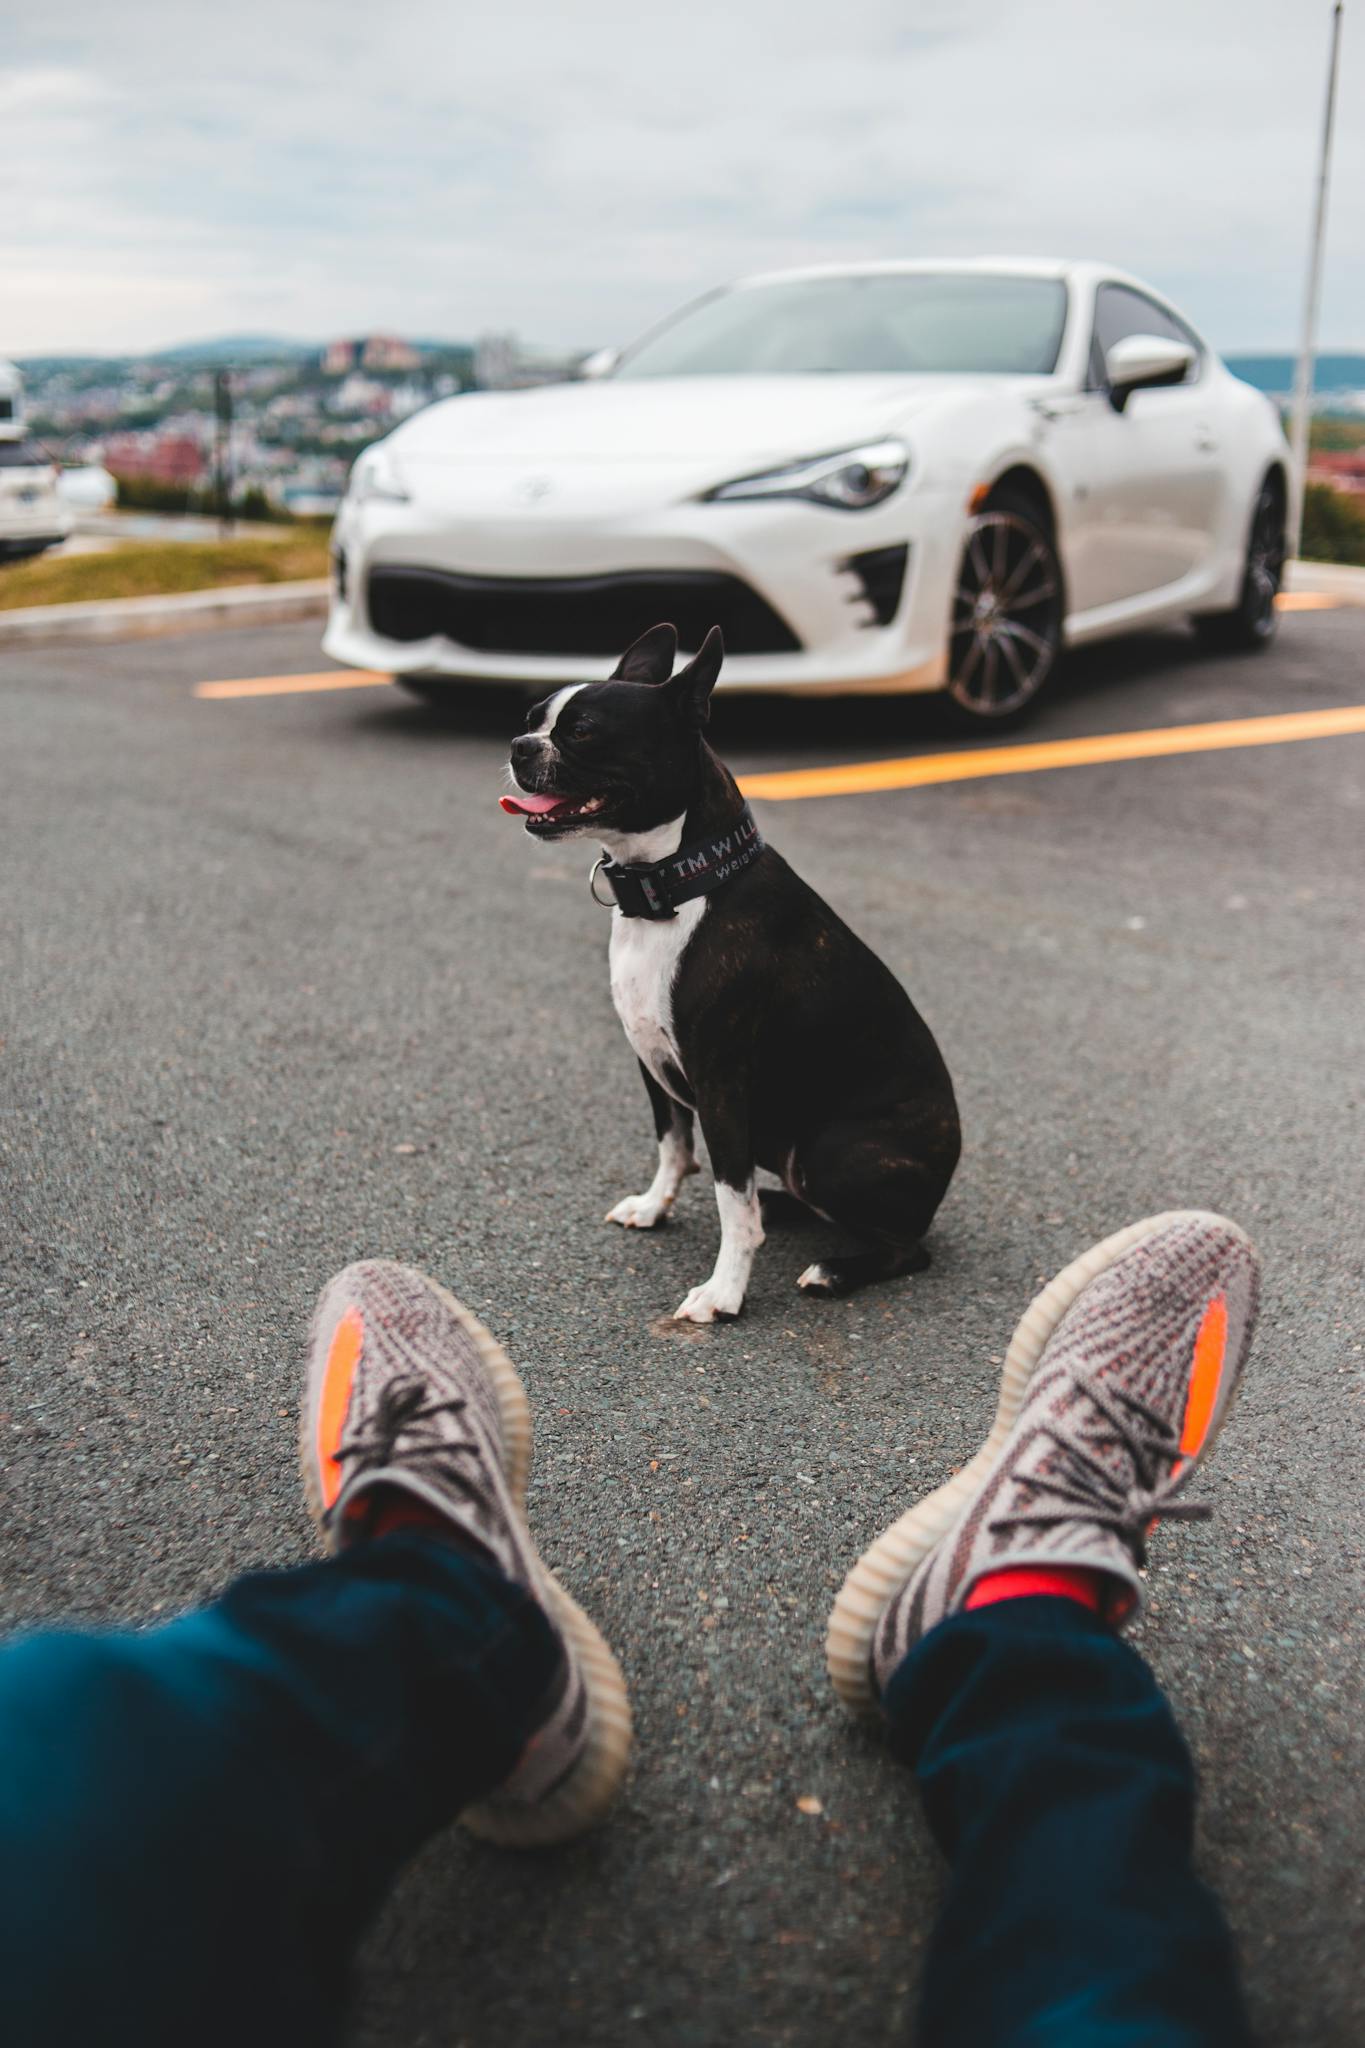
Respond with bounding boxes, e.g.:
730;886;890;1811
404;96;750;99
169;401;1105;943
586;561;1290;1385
1179;1293;1229;1460
316;1306;364;1510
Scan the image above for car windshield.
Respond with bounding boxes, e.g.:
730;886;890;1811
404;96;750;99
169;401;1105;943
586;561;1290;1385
615;273;1069;379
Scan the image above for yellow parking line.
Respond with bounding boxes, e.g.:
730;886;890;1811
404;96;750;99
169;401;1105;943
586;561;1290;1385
193;589;1338;701
194;670;392;699
738;704;1365;804
196;593;1338;701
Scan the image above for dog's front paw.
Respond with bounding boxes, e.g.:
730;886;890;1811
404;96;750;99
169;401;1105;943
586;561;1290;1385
606;1192;671;1229
673;1281;742;1324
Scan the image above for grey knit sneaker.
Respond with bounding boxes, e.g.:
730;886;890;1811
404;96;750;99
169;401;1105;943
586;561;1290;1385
301;1259;632;1844
826;1211;1260;1715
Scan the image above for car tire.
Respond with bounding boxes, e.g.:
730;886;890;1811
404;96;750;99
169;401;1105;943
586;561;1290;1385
1192;479;1284;653
944;488;1064;725
0;538;60;563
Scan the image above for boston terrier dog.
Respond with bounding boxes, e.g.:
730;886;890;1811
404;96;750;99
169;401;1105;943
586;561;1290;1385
501;623;960;1324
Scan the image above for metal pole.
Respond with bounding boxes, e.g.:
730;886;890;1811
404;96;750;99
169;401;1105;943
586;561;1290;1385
214;368;234;538
1288;0;1344;562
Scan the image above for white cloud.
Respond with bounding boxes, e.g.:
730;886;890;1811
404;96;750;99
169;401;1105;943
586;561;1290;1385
2;0;1361;355
0;65;111;115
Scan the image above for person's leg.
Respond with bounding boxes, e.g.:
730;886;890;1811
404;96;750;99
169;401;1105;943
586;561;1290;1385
0;1535;559;2048
884;1595;1251;2048
0;1259;632;2048
826;1210;1262;2048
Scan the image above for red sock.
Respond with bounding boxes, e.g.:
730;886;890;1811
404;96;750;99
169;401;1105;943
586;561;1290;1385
347;1489;455;1543
965;1566;1106;1614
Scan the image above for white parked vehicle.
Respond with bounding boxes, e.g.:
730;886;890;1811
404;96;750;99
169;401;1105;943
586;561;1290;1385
0;359;72;561
57;463;117;513
324;260;1290;721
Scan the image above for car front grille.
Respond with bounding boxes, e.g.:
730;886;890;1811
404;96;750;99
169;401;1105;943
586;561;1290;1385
365;565;802;658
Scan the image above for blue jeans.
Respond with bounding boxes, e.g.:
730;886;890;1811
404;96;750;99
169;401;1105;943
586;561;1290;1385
0;1548;1248;2047
885;1596;1252;2047
0;1535;561;2048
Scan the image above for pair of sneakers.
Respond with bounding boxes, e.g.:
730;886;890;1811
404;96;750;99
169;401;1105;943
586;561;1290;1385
303;1210;1259;1845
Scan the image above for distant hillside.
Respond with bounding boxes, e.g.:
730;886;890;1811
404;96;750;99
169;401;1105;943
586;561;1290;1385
153;335;476;367
12;355;112;374
14;339;317;370
151;335;319;365
1224;352;1365;395
16;335;471;371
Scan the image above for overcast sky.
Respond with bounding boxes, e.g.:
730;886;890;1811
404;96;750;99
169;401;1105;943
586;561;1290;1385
4;0;1361;358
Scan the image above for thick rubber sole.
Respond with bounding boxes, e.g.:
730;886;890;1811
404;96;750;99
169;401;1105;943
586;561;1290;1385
300;1269;632;1846
824;1211;1240;1717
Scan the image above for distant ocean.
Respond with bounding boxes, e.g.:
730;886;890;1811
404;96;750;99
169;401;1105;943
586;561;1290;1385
1224;353;1365;397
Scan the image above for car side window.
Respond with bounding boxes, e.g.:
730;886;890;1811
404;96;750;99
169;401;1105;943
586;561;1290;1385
1087;285;1202;391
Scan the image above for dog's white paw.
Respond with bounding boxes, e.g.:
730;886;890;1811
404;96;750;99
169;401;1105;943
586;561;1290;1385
797;1262;836;1293
606;1192;671;1229
673;1281;742;1324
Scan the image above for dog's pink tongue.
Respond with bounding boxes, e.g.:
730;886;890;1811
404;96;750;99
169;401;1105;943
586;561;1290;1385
500;793;563;816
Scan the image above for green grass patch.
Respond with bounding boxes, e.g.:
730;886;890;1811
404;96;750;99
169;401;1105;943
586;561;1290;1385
1301;482;1365;568
0;531;332;611
1310;417;1365;455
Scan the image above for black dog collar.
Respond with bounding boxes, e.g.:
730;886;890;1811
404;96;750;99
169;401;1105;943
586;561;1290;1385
591;804;765;920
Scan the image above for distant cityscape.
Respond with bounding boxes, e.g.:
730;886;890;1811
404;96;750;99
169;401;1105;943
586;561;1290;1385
13;337;1365;519
16;331;590;518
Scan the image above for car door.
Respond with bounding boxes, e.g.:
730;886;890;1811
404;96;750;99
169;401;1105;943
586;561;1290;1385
1062;285;1225;614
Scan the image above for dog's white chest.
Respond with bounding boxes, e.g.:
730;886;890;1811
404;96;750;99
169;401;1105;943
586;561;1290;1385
609;900;705;1098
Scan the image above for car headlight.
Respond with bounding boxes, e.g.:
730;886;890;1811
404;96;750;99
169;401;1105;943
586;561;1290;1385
705;439;909;511
348;444;410;506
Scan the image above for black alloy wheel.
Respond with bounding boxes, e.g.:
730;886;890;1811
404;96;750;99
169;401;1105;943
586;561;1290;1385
1193;480;1285;652
947;494;1064;721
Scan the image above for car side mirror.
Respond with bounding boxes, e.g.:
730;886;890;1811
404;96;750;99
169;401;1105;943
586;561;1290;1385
578;346;620;381
1104;334;1196;412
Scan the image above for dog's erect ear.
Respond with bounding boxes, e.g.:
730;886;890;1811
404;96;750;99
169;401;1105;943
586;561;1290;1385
610;622;678;685
668;625;724;725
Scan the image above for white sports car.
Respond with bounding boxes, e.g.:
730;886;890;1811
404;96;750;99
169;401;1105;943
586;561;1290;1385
324;259;1290;721
0;358;71;563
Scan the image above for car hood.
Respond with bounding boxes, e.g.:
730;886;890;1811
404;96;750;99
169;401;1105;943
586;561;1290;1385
387;374;1008;471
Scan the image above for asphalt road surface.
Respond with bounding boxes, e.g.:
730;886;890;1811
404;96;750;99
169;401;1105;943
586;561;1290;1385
4;609;1363;2045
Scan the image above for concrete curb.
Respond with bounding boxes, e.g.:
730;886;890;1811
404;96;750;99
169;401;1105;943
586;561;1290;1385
0;578;330;648
1286;558;1365;603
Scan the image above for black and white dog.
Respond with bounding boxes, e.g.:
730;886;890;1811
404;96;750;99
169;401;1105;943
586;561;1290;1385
501;623;960;1324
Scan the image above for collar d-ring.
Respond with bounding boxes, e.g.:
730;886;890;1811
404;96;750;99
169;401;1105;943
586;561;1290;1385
588;856;616;908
